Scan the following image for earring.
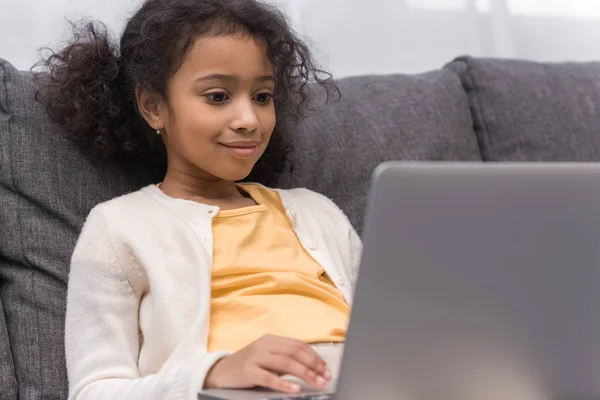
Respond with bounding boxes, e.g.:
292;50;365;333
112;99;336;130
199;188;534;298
155;127;161;135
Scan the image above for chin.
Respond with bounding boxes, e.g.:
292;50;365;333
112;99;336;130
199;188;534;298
220;168;254;182
208;154;263;182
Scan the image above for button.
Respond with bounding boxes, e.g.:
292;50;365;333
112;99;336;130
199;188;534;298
336;277;344;286
307;243;317;251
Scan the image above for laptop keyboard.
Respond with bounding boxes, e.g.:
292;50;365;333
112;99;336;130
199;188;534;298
269;395;333;400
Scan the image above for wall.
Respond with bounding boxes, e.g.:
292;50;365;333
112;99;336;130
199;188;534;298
1;0;600;77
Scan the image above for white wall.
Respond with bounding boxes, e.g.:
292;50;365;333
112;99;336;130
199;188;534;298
289;0;600;76
1;0;138;71
2;0;600;77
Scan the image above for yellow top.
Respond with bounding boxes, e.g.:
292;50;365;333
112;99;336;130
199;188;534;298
207;184;350;352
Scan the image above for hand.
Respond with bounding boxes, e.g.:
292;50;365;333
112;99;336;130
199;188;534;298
204;334;332;394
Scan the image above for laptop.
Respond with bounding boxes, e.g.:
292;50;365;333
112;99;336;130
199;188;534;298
200;162;600;400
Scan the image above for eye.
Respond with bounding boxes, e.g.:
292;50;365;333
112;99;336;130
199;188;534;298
204;92;229;104
254;93;273;104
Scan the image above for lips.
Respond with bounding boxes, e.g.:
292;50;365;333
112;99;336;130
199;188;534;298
218;141;259;158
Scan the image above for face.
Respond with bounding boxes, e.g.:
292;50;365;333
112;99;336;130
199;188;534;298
140;34;276;182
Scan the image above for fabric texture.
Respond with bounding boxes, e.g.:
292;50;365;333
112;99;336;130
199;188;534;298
0;292;17;400
0;58;157;400
65;184;361;400
448;56;600;161
208;184;349;353
0;60;18;400
277;69;483;232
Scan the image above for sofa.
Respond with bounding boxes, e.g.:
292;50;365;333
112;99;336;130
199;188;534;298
1;55;600;399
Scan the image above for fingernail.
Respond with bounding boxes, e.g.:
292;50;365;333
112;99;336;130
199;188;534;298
316;376;326;387
323;368;332;380
289;383;301;392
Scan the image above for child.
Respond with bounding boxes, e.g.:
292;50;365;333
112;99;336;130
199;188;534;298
36;1;362;399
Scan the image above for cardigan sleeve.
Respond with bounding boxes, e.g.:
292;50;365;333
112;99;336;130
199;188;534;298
65;206;229;400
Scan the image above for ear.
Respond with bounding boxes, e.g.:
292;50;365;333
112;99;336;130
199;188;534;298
135;84;166;130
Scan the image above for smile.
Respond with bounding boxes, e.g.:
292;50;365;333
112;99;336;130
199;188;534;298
218;142;258;158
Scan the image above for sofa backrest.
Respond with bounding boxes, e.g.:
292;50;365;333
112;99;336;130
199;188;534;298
278;68;482;230
448;56;600;161
0;297;15;400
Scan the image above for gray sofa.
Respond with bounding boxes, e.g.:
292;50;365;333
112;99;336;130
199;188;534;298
1;55;600;399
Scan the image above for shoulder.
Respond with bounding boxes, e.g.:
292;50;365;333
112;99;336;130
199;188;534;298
72;188;157;298
273;187;352;226
92;185;156;214
80;185;160;237
277;187;340;211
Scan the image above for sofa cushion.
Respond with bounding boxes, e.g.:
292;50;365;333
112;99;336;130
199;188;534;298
0;58;157;399
0;61;18;400
279;70;482;232
0;295;17;400
448;57;600;161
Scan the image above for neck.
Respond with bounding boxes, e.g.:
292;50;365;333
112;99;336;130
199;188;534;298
160;168;243;203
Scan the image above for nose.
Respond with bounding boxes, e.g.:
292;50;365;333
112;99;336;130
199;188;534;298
230;99;259;133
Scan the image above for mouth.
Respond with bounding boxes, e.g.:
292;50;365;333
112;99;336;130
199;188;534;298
218;141;260;158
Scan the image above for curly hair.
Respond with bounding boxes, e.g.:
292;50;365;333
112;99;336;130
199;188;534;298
34;0;339;185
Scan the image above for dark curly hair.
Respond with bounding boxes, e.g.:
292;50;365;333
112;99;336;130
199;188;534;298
34;0;338;185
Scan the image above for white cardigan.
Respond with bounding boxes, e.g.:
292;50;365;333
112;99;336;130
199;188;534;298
65;184;362;400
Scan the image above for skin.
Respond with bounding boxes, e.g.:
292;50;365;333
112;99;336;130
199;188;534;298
136;34;331;394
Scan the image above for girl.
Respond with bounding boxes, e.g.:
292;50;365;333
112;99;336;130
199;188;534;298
36;1;362;399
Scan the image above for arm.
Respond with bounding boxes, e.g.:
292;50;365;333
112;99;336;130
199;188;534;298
65;207;228;400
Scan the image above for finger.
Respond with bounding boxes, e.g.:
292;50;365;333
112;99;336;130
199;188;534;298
253;367;302;394
269;337;331;380
259;354;327;388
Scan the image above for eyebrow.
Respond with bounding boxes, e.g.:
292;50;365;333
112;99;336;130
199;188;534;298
194;74;275;83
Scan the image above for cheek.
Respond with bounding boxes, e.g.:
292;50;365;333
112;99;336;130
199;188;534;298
260;105;277;137
168;98;222;145
187;111;222;139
